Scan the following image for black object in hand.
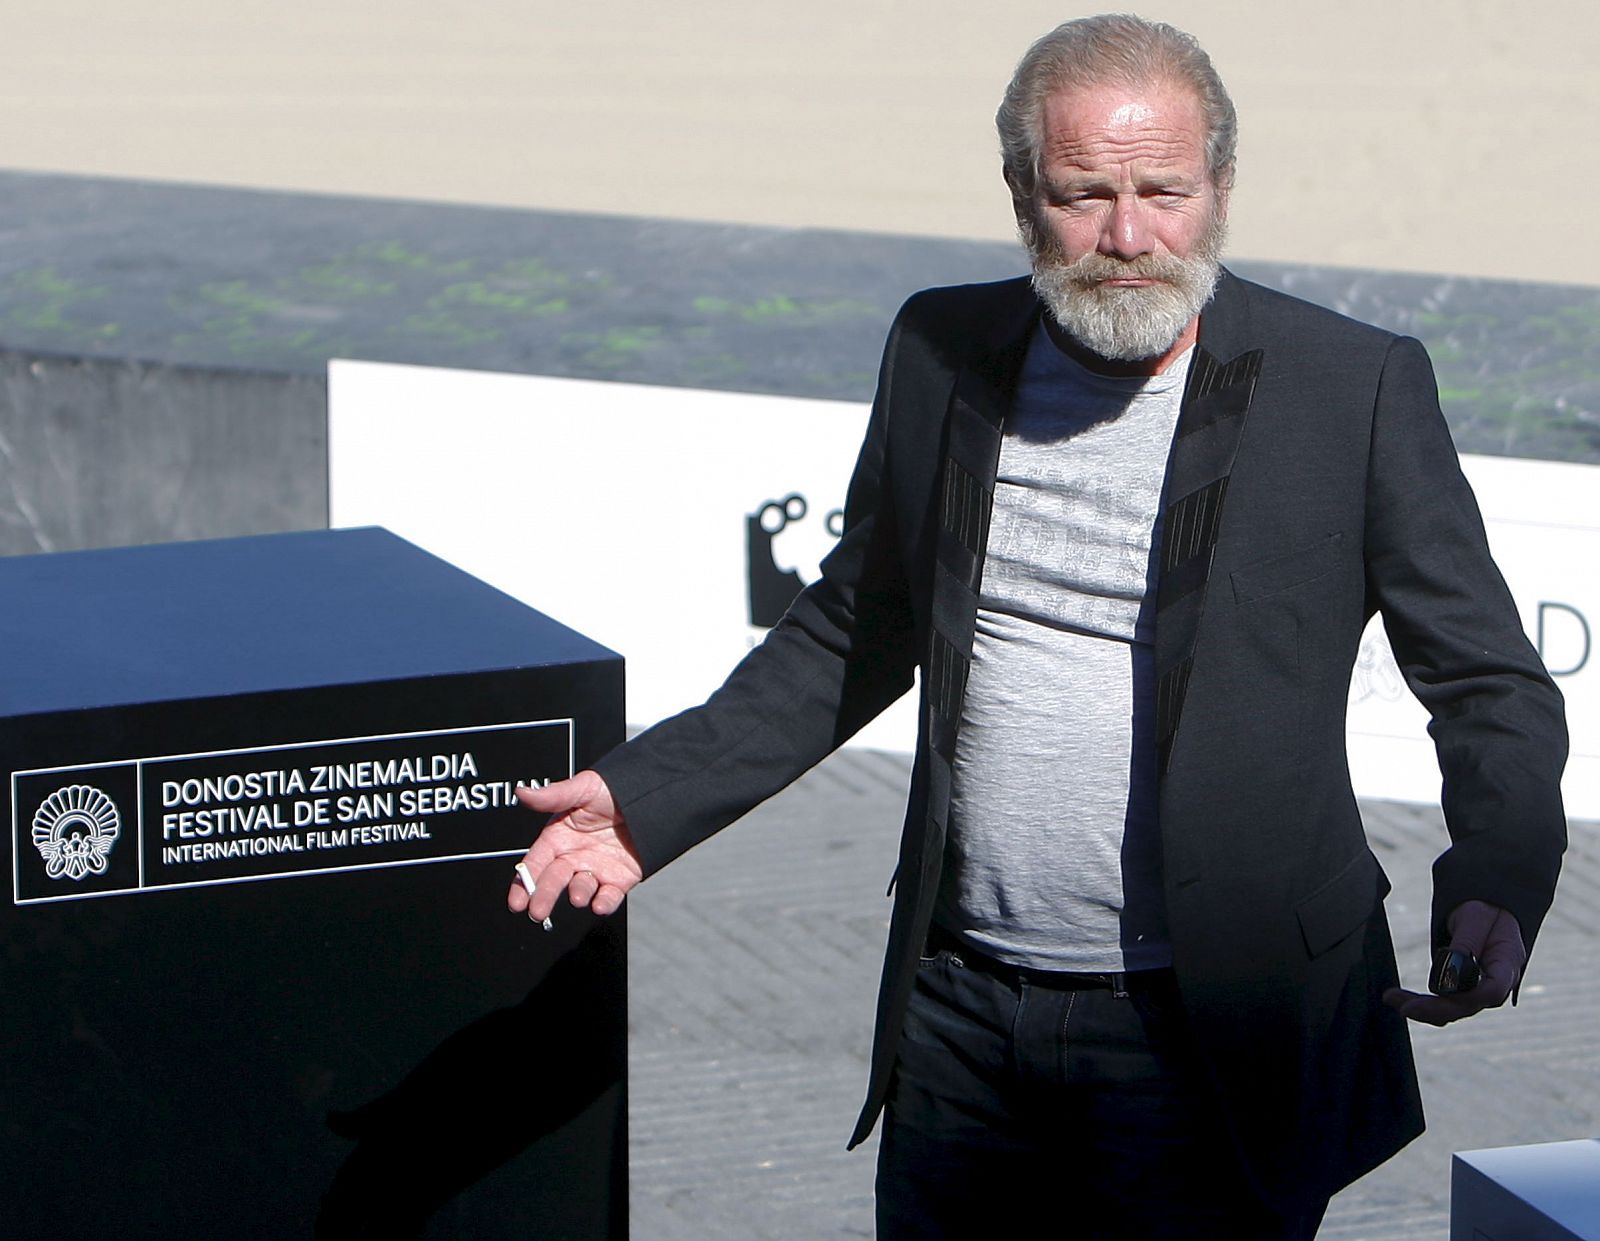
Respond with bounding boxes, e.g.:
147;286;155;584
1429;947;1483;995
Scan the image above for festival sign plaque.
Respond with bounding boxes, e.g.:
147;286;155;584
13;720;573;903
0;528;626;1239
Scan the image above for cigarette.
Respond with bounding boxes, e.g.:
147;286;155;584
514;862;554;932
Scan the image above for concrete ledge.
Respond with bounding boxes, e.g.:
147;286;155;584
1;171;1596;558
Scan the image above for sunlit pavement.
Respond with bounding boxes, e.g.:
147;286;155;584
625;746;1599;1239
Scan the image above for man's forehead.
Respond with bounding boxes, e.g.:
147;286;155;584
1039;79;1209;165
1105;100;1159;127
1042;77;1205;131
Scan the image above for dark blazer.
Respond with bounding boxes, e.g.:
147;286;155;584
596;270;1567;1207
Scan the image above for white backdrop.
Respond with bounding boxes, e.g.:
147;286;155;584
329;361;1597;819
328;362;917;752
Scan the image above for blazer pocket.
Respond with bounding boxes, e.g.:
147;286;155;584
1230;532;1345;604
1296;847;1391;959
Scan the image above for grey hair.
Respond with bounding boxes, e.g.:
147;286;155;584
997;14;1238;220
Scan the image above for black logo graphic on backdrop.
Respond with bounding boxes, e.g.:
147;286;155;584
31;784;121;880
746;493;843;628
1537;601;1590;677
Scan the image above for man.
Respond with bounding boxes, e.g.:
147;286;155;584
508;16;1566;1238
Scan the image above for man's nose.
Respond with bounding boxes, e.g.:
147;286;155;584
1099;194;1152;259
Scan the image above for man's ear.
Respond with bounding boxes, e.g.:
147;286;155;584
1213;163;1235;219
1004;171;1038;248
1004;161;1043;202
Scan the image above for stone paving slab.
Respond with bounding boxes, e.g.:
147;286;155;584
625;747;1598;1239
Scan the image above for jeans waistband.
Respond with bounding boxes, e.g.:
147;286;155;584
924;923;1173;995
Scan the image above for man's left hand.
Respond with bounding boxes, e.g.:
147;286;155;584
1383;900;1526;1027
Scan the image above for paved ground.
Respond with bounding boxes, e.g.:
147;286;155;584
625;746;1599;1239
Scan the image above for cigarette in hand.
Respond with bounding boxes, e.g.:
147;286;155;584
515;862;553;931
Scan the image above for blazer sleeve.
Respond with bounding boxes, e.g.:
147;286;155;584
591;306;921;877
1362;335;1568;952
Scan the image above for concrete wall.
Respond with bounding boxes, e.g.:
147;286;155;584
0;349;325;557
0;169;1595;560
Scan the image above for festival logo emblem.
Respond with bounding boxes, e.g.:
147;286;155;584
31;784;122;881
1349;631;1407;705
746;493;843;628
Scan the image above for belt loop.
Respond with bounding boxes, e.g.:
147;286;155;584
1110;972;1129;999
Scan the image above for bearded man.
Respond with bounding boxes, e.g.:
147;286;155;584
508;15;1567;1238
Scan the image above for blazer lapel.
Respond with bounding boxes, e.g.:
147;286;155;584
926;292;1036;767
919;271;1265;784
1153;271;1263;775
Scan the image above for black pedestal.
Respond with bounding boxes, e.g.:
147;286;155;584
1;528;626;1239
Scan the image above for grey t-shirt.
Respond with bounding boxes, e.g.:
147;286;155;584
937;323;1189;972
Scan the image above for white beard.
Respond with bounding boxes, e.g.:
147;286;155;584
1029;213;1225;362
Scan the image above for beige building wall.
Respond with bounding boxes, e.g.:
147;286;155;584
4;1;1596;286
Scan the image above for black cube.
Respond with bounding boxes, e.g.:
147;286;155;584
1;528;626;1239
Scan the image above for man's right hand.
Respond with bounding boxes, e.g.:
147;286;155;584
508;770;642;922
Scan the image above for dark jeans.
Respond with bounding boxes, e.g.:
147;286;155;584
875;940;1327;1240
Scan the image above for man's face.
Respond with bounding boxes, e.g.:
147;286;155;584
1022;78;1227;363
